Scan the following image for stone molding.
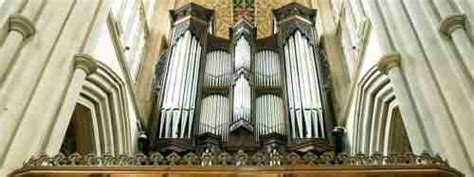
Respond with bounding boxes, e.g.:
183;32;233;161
73;54;98;76
377;52;401;74
439;14;467;35
8;14;36;38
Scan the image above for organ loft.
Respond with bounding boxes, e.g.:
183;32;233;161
2;0;471;176
151;3;336;154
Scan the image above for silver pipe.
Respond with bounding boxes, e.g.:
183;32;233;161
267;51;271;87
262;51;266;87
159;110;166;138
164;35;185;138
296;32;313;138
178;34;196;138
308;46;322;108
183;43;201;138
172;32;190;109
214;52;218;87
276;52;280;87
215;52;219;87
270;95;274;134
289;36;303;138
278;96;284;134
264;95;268;135
284;45;296;138
302;37;317;110
205;97;211;133
270;51;274;87
209;52;214;87
187;44;201;138
164;111;172;137
303;38;319;138
217;95;222;135
217;51;220;87
163;37;181;108
255;52;259;86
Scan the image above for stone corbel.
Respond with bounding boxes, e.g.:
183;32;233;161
439;14;467;35
74;54;98;76
377;52;401;74
8;14;36;39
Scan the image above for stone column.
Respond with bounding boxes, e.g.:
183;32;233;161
0;15;35;81
377;52;430;154
439;14;474;78
42;54;98;155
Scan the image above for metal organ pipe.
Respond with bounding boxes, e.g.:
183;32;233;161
204;50;232;88
233;75;251;121
284;30;325;139
255;50;281;88
158;30;202;139
296;32;313;138
199;95;230;141
235;36;251;71
284;45;296;138
289;36;304;138
256;95;285;139
233;36;251;122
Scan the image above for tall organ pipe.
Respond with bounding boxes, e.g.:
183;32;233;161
235;37;251;71
284;30;325;139
284;44;296;138
233;75;251;121
233;36;252;122
158;30;202;139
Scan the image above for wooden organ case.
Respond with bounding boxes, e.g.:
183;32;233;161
9;2;464;177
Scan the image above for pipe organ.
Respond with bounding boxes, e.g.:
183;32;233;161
203;50;232;88
159;30;201;139
153;3;332;153
284;31;325;139
255;50;282;88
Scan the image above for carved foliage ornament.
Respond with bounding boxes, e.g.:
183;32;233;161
23;151;449;168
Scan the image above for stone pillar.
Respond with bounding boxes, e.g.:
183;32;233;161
42;54;98;155
0;15;35;81
377;52;430;154
439;14;473;78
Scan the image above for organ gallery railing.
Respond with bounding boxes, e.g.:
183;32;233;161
17;151;454;167
10;151;463;177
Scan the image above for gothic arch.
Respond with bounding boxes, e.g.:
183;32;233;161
58;61;135;156
350;67;411;155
